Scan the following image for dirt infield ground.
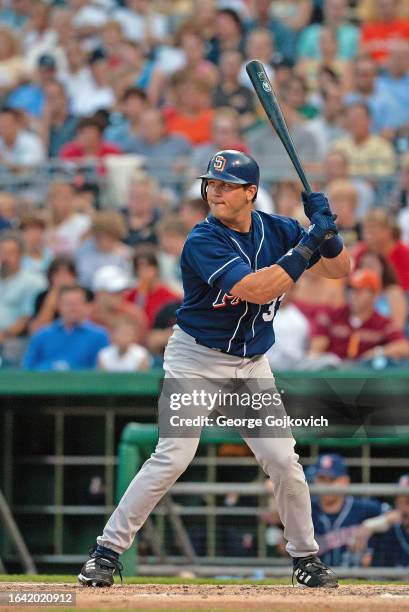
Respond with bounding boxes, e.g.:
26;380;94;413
1;582;409;612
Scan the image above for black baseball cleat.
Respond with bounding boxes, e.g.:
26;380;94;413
292;555;338;588
78;547;123;587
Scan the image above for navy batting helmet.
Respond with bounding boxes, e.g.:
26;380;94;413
199;150;260;202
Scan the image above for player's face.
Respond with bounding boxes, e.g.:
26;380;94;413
315;474;348;506
207;179;256;230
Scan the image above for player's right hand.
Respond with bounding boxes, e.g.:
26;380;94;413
307;211;338;247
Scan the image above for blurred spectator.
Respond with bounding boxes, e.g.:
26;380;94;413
71;0;108;44
73;182;100;217
246;79;322;181
0;231;45;345
126;245;181;328
297;0;359;61
274;180;301;218
307;84;347;156
97;318;150;372
0;106;45;170
269;0;313;33
89;264;147;341
0;191;19;230
356;251;408;330
190;107;247;176
146;299;182;359
169;22;219;86
331;102;396;177
59;116;122;165
8;53;57;119
100;20;124;68
296;26;354;94
292;269;345;329
48;8;75;63
23;284;109;371
113;40;165;106
0;26;26;97
104;86;148;151
344;55;403;137
393;153;409;241
266;290;310;370
309;269;409;362
321;150;375;220
245;0;297;63
156;214;189;294
46;180;91;256
376;40;409;135
126;107;192;187
30;255;92;335
311;453;390;567
370;474;409;567
207;8;244;65
0;0;31;31
39;80;78;157
360;0;409;65
75;210;133;289
179;198;209;230
21;212;52;275
68;48;115;118
22;2;58;72
60;40;91;110
355;209;409;291
239;28;275;89
123;175;161;247
283;74;319;119
326;180;362;248
165;71;214;145
212;50;256;128
112;0;169;46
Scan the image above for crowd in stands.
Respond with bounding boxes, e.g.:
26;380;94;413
0;0;408;370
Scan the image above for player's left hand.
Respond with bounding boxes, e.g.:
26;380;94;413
302;192;333;221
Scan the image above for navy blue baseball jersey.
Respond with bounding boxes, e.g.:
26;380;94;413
370;523;409;567
312;496;385;567
176;210;321;357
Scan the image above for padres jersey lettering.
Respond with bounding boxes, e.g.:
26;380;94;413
176;210;321;357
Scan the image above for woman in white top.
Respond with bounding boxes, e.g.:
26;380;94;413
46;181;92;256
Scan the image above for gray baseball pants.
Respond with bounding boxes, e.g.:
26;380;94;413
97;325;319;558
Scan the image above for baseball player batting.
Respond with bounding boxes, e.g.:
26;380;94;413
78;150;350;588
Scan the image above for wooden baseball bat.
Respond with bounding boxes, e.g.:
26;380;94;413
246;59;312;194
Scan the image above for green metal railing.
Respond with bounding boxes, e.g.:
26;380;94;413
1;368;409;573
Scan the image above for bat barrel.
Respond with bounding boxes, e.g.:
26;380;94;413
245;60;312;194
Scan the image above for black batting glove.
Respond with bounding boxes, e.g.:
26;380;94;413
302;192;333;221
302;211;338;251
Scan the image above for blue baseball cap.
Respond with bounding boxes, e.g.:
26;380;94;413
314;454;348;479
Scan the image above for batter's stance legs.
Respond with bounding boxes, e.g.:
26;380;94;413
244;436;318;558
97;436;200;553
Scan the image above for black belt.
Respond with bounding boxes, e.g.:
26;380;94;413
194;337;233;355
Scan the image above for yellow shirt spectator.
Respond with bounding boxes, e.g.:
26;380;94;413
331;102;396;177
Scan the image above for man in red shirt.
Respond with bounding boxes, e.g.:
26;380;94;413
360;0;409;65
354;209;409;291
164;71;214;145
59;117;122;164
309;269;409;361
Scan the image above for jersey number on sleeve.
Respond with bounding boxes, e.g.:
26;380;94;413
262;297;281;322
